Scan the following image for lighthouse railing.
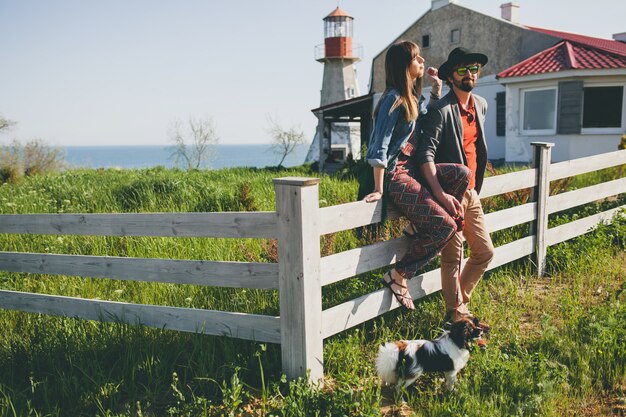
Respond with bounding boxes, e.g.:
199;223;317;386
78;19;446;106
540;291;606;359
314;43;362;60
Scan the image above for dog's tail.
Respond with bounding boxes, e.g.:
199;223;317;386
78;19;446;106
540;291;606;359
376;341;404;385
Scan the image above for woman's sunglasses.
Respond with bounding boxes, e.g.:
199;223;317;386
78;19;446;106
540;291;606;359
455;65;480;76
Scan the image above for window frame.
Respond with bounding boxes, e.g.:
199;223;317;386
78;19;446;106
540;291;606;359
450;29;460;44
520;86;558;136
580;82;626;135
422;34;431;49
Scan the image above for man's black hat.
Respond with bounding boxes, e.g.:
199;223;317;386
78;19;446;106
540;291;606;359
438;47;488;79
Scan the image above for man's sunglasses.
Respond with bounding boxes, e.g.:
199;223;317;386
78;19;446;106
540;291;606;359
455;65;480;76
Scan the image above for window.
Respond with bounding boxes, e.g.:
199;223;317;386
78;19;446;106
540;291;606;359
422;34;430;48
582;86;624;128
450;29;460;44
522;88;557;134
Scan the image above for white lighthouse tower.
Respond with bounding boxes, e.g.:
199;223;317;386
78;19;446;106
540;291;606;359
305;7;361;169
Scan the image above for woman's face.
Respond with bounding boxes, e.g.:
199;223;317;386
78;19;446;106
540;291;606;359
408;53;425;81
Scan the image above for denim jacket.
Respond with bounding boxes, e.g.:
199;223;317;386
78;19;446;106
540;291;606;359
365;88;428;171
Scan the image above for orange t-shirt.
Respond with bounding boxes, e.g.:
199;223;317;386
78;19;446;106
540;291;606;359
458;95;478;190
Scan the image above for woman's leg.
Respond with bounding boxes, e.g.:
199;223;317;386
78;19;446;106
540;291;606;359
388;164;469;279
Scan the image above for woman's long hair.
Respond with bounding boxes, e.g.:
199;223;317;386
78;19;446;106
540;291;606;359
376;41;423;122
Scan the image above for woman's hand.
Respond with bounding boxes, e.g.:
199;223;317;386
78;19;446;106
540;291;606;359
363;191;383;203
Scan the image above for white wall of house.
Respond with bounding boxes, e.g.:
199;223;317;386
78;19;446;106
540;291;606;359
502;71;626;163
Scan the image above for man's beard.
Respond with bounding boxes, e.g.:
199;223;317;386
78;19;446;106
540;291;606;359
454;77;475;92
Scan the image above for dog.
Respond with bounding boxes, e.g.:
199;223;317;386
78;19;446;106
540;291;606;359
376;317;483;390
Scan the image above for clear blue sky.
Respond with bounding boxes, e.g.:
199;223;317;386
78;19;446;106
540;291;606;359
1;0;624;147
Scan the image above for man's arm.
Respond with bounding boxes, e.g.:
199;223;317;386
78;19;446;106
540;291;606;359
417;104;462;216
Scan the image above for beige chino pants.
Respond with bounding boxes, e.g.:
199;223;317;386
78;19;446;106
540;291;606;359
440;188;494;315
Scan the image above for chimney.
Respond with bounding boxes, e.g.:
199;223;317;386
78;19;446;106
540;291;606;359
500;2;520;24
431;0;459;11
613;32;626;43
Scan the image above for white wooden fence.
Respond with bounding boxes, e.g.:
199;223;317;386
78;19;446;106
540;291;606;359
0;143;624;384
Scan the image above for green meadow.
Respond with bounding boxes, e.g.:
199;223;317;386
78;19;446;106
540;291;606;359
0;164;624;416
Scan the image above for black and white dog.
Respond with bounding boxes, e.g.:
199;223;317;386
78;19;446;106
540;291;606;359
376;318;483;390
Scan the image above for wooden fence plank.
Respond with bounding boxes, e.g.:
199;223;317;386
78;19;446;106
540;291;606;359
318;201;402;235
479;169;537;198
532;142;555;277
321;269;441;339
0;252;278;290
547;205;626;246
274;178;324;383
548;178;626;214
487;236;535;270
320;237;409;286
549;149;626;181
0;290;281;343
484;203;536;233
0;212;278;238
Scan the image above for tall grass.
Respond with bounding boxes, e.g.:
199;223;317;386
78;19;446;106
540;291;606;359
0;164;624;416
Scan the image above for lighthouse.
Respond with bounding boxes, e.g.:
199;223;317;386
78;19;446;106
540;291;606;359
305;7;361;170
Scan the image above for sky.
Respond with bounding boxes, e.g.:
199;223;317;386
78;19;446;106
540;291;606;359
1;0;625;147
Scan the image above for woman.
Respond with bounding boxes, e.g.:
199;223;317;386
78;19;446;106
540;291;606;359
363;41;469;310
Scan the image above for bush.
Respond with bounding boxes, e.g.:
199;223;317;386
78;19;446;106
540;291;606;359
0;139;66;182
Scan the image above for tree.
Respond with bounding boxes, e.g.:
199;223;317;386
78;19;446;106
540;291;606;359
0;114;15;134
168;117;219;170
267;115;306;167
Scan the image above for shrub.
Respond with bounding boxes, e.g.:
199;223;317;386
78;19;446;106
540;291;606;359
0;139;65;182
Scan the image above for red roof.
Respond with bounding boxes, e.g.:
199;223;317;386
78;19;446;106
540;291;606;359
528;27;626;56
325;7;352;19
498;40;626;78
498;27;626;79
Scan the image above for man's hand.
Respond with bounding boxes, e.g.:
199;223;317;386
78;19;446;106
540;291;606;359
436;191;462;217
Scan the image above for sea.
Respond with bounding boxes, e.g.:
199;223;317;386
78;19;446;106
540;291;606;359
63;144;310;170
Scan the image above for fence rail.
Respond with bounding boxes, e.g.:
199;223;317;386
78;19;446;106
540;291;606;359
0;144;624;383
0;212;278;238
0;252;279;289
0;290;281;343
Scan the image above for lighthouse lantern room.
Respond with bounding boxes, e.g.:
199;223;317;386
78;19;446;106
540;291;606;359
323;9;353;57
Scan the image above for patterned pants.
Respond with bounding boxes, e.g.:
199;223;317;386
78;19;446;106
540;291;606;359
387;163;470;278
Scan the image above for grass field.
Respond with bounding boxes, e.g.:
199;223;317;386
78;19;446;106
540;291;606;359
0;164;624;416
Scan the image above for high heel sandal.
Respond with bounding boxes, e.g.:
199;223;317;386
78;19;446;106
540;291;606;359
381;271;415;310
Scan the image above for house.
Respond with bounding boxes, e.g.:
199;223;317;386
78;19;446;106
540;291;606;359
309;0;626;167
497;29;626;162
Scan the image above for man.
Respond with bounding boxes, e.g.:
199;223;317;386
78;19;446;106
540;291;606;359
416;47;495;322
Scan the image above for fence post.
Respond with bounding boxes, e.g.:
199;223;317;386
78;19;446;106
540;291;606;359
273;177;324;384
531;142;554;277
